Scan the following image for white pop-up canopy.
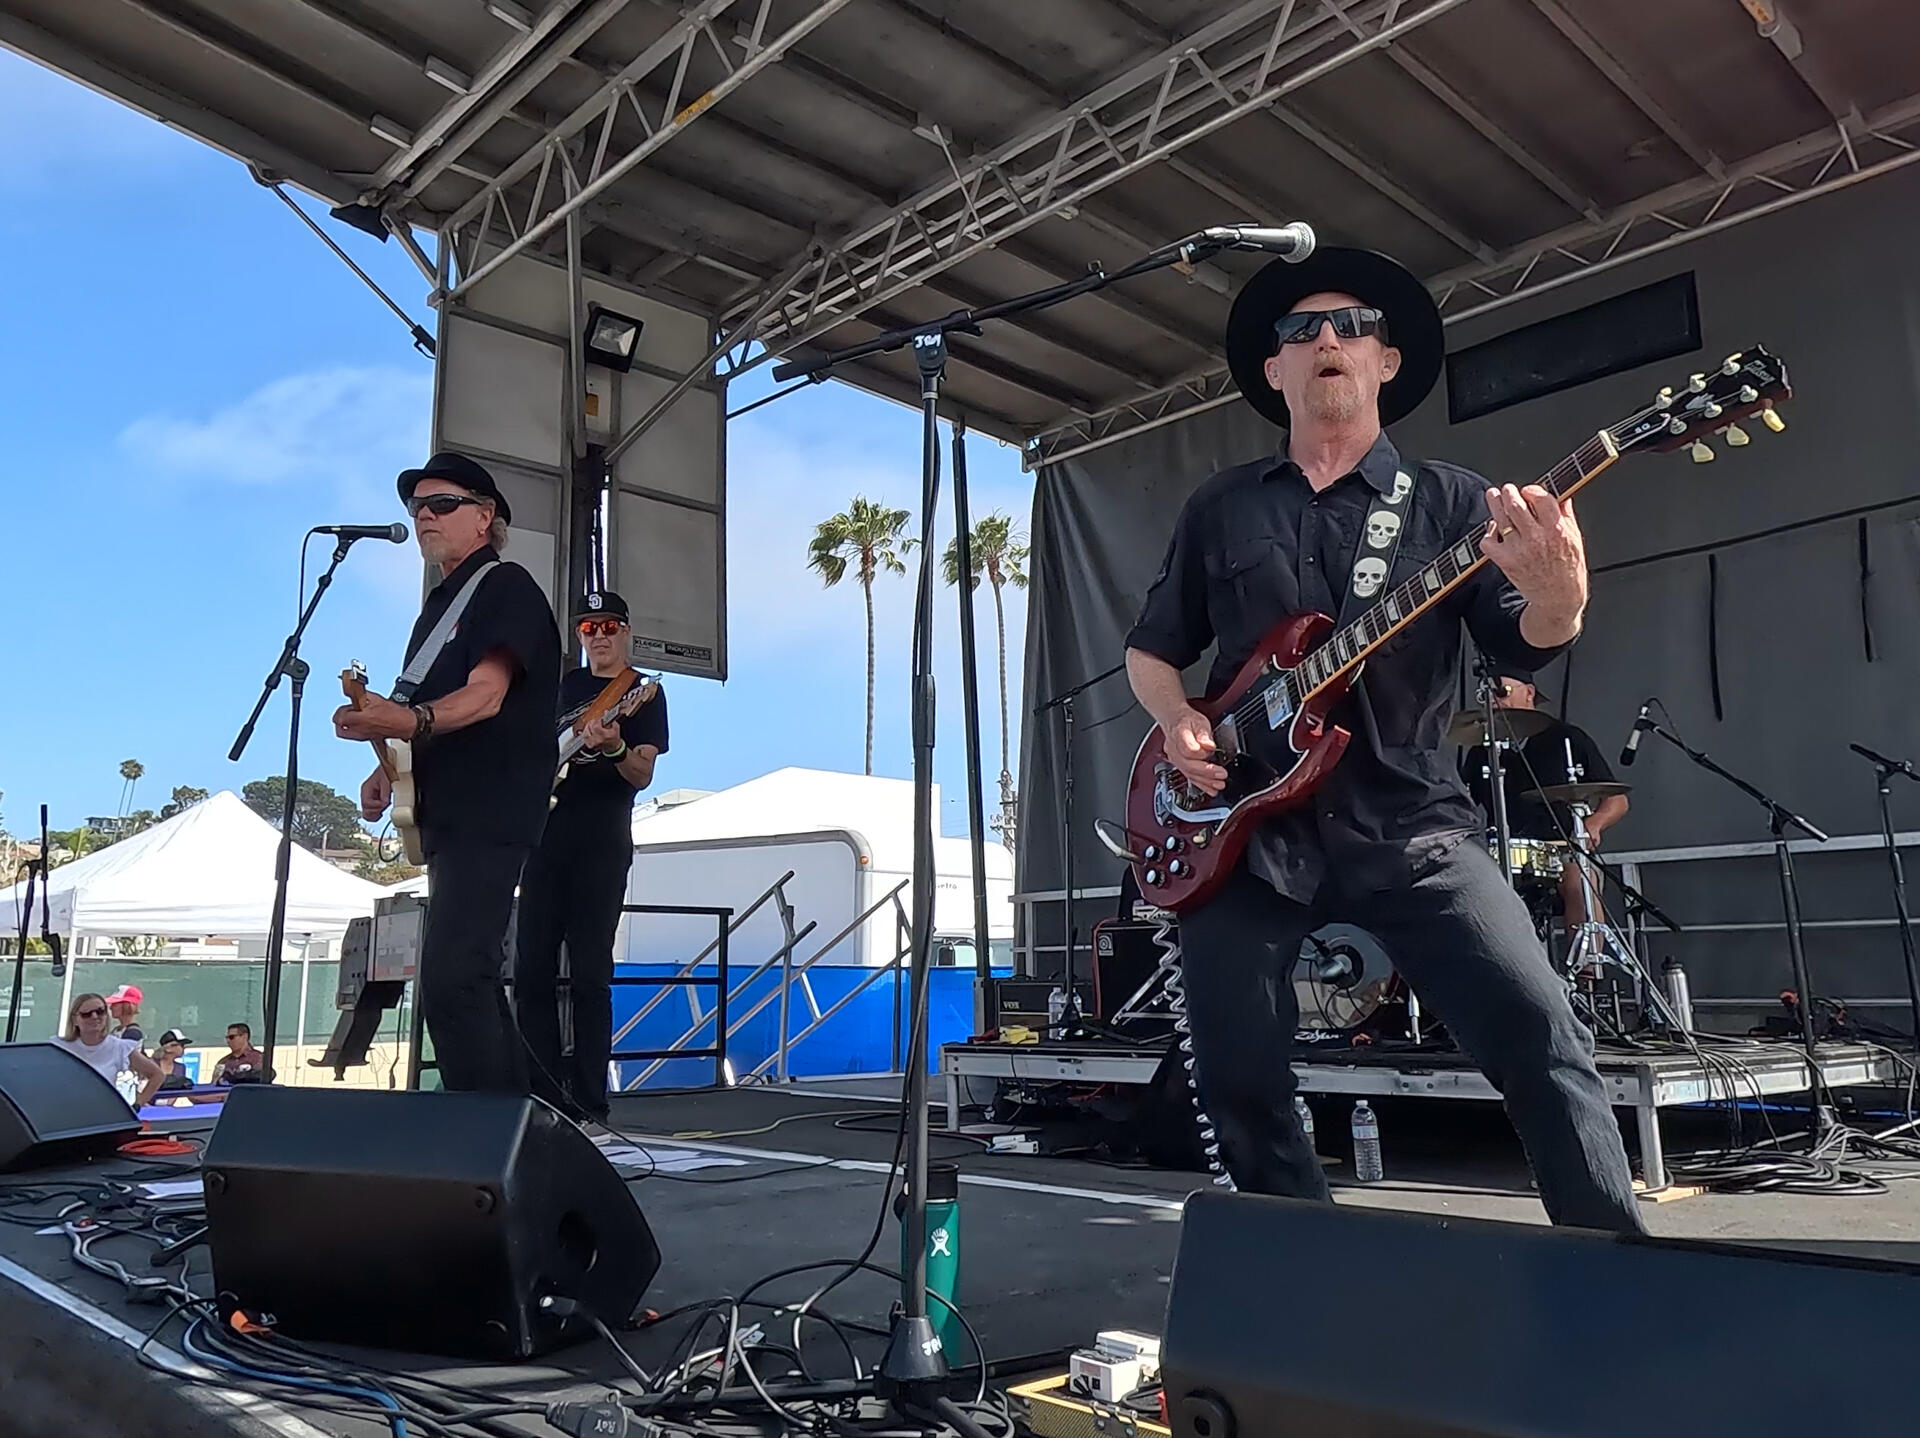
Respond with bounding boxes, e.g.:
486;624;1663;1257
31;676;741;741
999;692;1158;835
3;790;383;939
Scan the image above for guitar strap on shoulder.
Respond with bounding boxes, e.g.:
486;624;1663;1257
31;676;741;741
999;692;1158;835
391;560;499;703
1337;463;1418;628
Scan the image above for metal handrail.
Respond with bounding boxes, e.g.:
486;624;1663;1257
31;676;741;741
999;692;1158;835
752;888;915;1081
608;903;732;1088
609;869;796;1050
716;878;910;1044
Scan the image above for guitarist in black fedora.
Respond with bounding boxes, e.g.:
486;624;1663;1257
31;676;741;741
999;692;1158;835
1124;249;1642;1231
514;590;669;1124
334;451;560;1094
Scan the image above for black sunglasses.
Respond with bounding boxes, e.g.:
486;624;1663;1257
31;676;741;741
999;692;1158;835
407;493;489;519
77;1006;107;1019
1274;306;1387;346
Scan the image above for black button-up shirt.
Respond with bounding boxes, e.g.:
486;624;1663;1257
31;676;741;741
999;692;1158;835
1126;432;1569;902
551;666;671;833
405;545;561;854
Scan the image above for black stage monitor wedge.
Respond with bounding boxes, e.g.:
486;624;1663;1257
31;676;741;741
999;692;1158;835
1165;1190;1920;1438
0;1043;142;1171
203;1086;660;1360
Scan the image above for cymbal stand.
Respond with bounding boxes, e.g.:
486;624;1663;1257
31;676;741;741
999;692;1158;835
1562;797;1687;1038
1471;653;1517;885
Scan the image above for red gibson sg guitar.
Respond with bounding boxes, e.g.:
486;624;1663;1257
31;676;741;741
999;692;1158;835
1114;347;1791;912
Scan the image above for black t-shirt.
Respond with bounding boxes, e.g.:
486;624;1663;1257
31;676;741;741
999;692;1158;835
551;667;670;823
404;546;561;852
1461;717;1615;840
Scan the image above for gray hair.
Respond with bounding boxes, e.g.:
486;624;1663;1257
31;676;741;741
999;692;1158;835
488;515;510;554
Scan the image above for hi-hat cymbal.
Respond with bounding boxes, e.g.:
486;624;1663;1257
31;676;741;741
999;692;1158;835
1537;781;1633;807
1445;707;1557;747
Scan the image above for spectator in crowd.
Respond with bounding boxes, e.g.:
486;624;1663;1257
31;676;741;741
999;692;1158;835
106;984;144;1041
213;1022;269;1084
55;993;162;1105
151;1028;197;1092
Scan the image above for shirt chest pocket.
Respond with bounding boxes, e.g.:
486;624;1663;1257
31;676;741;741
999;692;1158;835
1204;535;1282;603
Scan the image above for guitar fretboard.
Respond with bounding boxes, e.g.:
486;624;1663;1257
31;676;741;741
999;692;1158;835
1285;433;1617;702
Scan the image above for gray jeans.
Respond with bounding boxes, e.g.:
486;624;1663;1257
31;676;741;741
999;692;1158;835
1177;829;1644;1233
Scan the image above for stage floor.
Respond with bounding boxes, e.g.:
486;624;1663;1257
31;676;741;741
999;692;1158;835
5;1084;1920;1437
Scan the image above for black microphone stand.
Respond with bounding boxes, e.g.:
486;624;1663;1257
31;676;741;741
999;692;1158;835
1849;743;1920;1062
229;534;360;1081
768;227;1263;1425
1034;662;1126;1038
5;805;64;1043
1642;717;1831;1130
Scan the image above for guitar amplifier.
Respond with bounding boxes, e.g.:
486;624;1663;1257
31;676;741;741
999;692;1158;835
1092;920;1175;1034
991;978;1091;1035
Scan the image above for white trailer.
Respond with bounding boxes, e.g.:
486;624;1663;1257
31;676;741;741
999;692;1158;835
617;768;1013;975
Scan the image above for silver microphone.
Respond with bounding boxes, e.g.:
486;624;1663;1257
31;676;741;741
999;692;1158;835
1619;700;1654;767
1200;222;1317;261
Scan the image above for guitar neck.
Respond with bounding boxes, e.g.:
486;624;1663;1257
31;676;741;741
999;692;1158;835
1296;432;1617;698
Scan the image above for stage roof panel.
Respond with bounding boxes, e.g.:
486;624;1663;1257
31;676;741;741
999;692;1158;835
3;0;1916;461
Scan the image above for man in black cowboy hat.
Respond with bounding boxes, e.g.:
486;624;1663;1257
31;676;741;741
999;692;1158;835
333;450;560;1094
1125;249;1642;1231
514;590;669;1123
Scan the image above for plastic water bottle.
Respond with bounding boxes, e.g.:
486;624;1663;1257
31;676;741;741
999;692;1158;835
114;1068;142;1110
1046;986;1067;1029
1293;1095;1316;1151
1351;1101;1384;1184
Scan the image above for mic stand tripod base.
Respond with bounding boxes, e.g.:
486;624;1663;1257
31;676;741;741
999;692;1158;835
874;1313;954;1404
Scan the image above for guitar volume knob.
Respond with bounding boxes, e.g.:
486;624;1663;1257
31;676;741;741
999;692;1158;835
1142;844;1160;863
1168;859;1189;878
1144;869;1162;887
1163;836;1183;854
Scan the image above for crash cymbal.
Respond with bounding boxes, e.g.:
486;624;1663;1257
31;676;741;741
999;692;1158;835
1445;706;1557;747
1536;781;1633;807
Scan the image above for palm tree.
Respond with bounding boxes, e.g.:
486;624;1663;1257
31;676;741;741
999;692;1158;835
942;512;1029;848
117;759;145;817
808;497;912;775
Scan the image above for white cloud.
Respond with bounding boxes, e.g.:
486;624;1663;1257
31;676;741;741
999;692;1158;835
122;366;432;487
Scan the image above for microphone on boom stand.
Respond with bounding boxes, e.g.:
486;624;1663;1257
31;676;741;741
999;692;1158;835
313;522;409;544
1619;699;1655;767
1195;222;1317;260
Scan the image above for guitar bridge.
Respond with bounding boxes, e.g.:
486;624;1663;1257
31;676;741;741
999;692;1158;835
1154;764;1232;825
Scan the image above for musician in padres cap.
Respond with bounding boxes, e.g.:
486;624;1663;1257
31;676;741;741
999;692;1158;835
1124;248;1641;1232
333;450;560;1094
514;589;669;1123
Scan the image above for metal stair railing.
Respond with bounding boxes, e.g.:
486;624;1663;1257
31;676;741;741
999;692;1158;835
608;870;799;1057
751;885;914;1082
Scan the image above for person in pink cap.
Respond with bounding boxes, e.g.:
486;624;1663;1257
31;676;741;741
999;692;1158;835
106;984;144;1042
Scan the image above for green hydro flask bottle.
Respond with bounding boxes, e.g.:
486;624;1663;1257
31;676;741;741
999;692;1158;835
897;1162;962;1357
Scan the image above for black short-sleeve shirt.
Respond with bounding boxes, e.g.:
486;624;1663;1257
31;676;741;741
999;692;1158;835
403;546;561;852
552;667;670;826
1125;432;1571;902
1461;718;1615;841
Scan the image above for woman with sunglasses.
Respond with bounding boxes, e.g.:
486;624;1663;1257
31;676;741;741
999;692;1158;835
515;590;669;1125
55;992;163;1107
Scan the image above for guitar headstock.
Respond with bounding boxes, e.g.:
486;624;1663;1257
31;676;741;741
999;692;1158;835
1611;346;1790;462
340;661;371;701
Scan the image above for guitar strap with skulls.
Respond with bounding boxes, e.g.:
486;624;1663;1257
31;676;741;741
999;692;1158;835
1339;463;1418;625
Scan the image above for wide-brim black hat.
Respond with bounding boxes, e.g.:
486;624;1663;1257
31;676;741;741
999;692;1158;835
397;451;513;526
1224;248;1444;429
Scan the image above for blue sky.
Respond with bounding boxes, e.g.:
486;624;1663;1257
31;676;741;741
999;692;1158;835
0;49;1032;843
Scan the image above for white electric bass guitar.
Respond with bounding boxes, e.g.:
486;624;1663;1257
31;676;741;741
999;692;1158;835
341;662;422;865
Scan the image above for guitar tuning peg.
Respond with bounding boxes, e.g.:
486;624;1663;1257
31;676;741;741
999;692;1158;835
1667;417;1688;436
1739;385;1759;403
1762;407;1786;433
1658;386;1675;403
1724;423;1750;446
1702;401;1723;419
1689;440;1714;463
1688;372;1708;392
1722;353;1743;374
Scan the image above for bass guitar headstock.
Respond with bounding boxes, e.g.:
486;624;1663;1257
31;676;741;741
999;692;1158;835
1611;346;1791;463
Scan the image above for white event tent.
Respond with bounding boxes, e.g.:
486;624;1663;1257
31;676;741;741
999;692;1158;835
2;790;384;1031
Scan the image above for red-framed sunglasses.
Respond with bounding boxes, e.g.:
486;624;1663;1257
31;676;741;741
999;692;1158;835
577;618;626;638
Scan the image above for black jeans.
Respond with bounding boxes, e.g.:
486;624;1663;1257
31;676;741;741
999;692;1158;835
419;840;531;1094
513;811;631;1119
1178;830;1644;1233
